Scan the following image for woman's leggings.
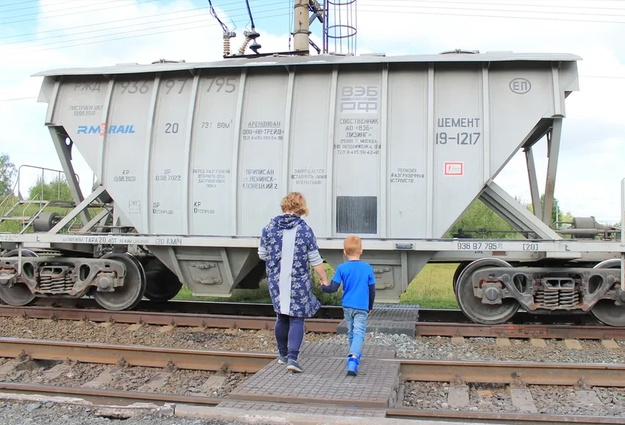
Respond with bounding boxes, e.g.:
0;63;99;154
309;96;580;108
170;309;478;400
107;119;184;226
275;314;305;361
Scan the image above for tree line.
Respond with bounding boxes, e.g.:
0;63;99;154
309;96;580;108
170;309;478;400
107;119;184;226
0;153;73;202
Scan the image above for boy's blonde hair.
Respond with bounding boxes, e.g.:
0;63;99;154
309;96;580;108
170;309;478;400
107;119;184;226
343;235;362;256
280;192;309;216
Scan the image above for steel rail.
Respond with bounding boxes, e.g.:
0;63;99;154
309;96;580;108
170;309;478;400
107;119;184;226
3;304;625;339
386;408;625;424
0;305;339;333
399;359;625;387
4;338;625;387
1;381;622;424
28;298;345;319
5;299;606;324
0;338;272;373
0;382;221;406
415;322;625;340
2;339;625;423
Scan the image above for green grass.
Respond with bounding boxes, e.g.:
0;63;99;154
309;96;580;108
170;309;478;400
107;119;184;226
175;263;459;309
175;283;272;303
400;263;459;308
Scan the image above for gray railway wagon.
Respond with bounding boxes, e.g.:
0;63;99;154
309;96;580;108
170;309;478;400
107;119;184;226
0;52;623;325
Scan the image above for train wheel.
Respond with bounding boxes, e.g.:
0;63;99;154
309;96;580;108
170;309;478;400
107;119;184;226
453;262;470;297
455;258;519;324
143;258;183;302
590;260;624;326
0;249;37;306
93;253;146;311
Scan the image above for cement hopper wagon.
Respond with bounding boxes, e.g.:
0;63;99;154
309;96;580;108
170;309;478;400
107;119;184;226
0;52;623;325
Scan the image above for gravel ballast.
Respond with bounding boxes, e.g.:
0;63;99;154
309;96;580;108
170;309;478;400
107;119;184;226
1;316;625;423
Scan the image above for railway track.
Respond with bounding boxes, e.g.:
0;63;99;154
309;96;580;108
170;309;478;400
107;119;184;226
1;338;625;424
3;299;625;424
23;298;612;324
2;302;625;340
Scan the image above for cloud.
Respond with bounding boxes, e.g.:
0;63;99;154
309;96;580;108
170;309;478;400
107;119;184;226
350;1;625;223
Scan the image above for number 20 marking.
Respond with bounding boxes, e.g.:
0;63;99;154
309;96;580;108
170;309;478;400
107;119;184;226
165;123;179;133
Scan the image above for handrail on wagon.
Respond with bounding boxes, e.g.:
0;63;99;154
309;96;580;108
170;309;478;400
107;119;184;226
0;165;81;234
16;164;80;202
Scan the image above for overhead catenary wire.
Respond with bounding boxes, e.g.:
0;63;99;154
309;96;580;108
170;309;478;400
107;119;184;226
4;0;625;27
0;2;285;46
1;8;289;55
347;7;625;27
6;0;621;25
358;0;625;12
1;0;164;25
0;0;85;14
0;1;286;44
357;2;625;21
244;0;257;30
1;1;625;56
3;0;625;51
361;0;625;8
0;6;208;44
207;0;231;34
0;0;268;27
0;3;287;52
0;96;38;102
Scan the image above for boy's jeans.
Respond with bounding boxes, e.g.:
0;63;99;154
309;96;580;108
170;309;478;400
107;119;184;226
343;307;368;356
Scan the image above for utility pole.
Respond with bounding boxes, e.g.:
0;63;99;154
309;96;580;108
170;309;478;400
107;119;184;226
293;0;311;54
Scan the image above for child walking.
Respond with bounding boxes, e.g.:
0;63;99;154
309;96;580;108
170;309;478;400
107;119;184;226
322;235;375;376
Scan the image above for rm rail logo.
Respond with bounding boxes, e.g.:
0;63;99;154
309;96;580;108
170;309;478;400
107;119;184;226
77;124;136;135
510;78;531;94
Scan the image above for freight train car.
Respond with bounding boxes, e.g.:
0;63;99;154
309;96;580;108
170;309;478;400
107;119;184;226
0;52;623;325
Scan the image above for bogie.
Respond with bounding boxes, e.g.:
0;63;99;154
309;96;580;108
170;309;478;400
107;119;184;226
0;249;38;306
454;257;623;325
0;250;147;311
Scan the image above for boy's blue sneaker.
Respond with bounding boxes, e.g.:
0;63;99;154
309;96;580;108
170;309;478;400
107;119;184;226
346;355;360;376
277;355;287;365
287;359;303;373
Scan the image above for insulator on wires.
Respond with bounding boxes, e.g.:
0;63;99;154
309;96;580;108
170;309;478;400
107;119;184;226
223;38;231;57
238;37;251;55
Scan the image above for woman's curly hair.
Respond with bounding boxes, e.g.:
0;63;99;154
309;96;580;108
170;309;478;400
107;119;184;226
280;192;309;216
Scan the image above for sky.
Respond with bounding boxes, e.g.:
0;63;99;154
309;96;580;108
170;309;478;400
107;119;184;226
0;0;624;225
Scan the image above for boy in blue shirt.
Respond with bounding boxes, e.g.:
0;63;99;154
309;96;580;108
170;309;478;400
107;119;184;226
322;235;375;376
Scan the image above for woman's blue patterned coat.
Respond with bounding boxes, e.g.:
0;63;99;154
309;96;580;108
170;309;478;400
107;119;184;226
259;214;322;318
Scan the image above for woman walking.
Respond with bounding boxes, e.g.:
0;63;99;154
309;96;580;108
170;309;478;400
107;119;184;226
258;192;328;372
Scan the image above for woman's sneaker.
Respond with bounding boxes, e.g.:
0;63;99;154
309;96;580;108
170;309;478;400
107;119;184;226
286;359;303;373
346;355;360;376
277;355;287;365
